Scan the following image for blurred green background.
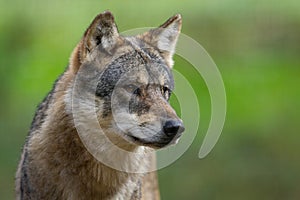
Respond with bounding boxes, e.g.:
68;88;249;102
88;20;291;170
1;0;300;199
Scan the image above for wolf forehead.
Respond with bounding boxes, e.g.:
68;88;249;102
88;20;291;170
82;46;174;98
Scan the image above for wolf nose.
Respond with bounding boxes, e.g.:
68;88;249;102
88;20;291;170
163;120;185;137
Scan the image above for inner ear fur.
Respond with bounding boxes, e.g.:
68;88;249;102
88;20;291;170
139;14;182;68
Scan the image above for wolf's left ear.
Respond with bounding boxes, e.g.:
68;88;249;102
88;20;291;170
140;14;182;68
70;11;119;72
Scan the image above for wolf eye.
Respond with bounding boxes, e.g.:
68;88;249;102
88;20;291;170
161;86;171;100
133;87;141;96
124;84;141;96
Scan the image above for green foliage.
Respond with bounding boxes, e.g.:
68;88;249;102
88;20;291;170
1;0;300;199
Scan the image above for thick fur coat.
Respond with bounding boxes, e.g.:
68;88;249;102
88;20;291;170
15;11;183;200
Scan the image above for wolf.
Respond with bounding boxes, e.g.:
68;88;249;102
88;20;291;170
15;11;184;200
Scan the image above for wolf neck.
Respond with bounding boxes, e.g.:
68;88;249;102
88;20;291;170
32;74;148;199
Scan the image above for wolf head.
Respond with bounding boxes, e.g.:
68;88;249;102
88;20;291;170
67;11;184;149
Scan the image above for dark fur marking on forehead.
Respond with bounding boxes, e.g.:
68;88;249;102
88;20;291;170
96;50;170;98
96;51;146;97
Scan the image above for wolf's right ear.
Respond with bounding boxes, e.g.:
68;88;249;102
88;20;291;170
70;11;119;73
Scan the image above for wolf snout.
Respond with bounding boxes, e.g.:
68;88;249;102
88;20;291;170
163;120;185;138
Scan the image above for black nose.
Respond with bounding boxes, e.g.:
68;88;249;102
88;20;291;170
163;120;185;137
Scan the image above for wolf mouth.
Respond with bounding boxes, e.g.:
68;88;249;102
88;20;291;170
125;132;182;148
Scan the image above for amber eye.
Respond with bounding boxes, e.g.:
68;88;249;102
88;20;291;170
161;86;171;100
124;84;141;96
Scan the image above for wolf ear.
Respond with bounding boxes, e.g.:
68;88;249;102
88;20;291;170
140;14;182;68
83;11;119;53
70;11;119;72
